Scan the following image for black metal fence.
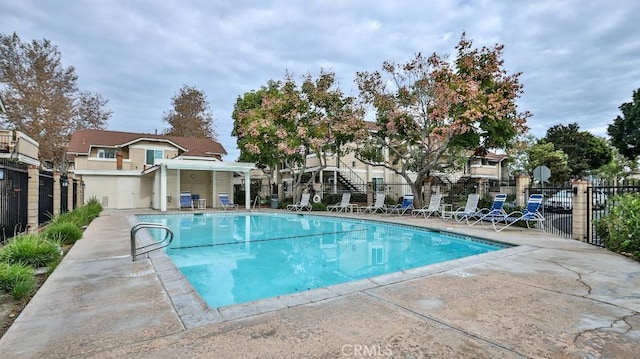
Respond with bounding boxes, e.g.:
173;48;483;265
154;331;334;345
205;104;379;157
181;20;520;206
0;162;28;243
39;171;54;224
526;186;573;239
587;179;640;247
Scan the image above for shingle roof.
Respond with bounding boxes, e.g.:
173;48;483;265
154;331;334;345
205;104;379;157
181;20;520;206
66;129;227;157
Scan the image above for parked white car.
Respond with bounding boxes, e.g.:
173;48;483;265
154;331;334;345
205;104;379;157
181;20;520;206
544;189;608;212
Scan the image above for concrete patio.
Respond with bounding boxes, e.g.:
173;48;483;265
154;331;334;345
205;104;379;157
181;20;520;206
1;209;639;358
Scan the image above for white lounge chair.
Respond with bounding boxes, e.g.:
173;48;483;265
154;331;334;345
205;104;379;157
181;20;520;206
442;193;480;222
327;193;352;212
287;193;312;211
412;194;442;219
358;194;386;214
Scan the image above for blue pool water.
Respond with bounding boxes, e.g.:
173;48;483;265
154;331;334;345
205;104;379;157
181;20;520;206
137;213;508;309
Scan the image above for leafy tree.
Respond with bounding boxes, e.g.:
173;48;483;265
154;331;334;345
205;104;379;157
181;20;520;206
163;85;217;140
525;142;570;185
355;34;529;206
232;71;366;200
608;88;640;160
594;144;638;183
543;123;612;178
0;32;110;168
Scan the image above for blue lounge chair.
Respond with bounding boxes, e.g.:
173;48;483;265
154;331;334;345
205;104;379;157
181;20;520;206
180;191;194;210
218;192;238;210
287;193;312;211
468;193;508;226
412;194;442;219
492;194;545;232
385;194;415;216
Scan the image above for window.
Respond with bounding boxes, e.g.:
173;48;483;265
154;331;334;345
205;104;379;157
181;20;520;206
145;149;163;165
97;149;116;159
372;177;384;192
371;247;384;265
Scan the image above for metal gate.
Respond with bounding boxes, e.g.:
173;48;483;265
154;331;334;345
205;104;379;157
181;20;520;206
0;163;28;243
587;180;640;247
39;171;54;224
526;186;573;239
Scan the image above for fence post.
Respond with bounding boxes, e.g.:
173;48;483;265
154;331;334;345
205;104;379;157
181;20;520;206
67;173;74;211
571;180;590;241
53;171;61;217
27;165;39;233
515;174;530;207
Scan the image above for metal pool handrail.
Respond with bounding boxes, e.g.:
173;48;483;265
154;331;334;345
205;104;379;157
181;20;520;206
130;222;174;261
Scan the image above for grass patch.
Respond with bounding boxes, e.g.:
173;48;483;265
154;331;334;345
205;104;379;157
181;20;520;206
0;263;35;300
0;234;63;269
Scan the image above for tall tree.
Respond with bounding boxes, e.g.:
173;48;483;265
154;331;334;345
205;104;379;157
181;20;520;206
543;123;612;178
163;85;217;140
355;34;529;206
526;142;570;185
232;71;366;200
607;87;640;160
0;32;110;168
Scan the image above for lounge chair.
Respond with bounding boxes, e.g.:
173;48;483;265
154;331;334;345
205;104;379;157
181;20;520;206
385;194;415;216
412;194;442;219
442;193;480;222
180;191;194;210
357;194;386;214
492;194;545;232
327;193;352;212
219;192;238;210
468;193;508;226
287;193;312;211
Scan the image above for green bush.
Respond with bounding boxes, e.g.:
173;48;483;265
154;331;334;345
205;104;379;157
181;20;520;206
0;262;35;300
0;234;63;268
595;193;640;260
42;222;83;245
311;202;327;211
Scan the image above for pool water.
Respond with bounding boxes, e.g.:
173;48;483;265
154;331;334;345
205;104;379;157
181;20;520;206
137;213;508;309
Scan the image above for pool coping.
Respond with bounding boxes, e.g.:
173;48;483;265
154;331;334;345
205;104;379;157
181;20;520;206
128;212;536;329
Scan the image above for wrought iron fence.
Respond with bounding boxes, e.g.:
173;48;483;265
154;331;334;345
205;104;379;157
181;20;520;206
587;179;640;247
525;186;573;239
0;163;28;243
39;171;54;224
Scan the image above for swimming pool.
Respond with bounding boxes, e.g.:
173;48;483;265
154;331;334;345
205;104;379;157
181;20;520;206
137;212;509;309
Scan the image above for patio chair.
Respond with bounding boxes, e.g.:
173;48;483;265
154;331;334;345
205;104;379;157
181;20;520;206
442;193;480;222
468;193;508;226
385;194;415;216
327;193;352;212
357;194;386;214
412;194;442;219
218;192;238;210
492;194;545;232
286;193;312;211
180;191;194;210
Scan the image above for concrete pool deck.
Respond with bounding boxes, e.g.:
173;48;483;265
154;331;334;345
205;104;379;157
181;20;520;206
1;209;639;358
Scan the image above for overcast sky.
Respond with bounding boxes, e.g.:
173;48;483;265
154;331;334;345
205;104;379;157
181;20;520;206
2;1;639;161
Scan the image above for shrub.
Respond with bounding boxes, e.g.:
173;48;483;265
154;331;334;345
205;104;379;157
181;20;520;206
42;222;83;245
0;234;63;268
0;262;35;300
595;193;640;260
311;202;327;211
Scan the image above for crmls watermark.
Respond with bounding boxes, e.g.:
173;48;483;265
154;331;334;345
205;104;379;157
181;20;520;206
341;344;393;357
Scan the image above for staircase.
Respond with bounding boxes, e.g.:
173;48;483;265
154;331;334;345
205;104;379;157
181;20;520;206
336;158;367;193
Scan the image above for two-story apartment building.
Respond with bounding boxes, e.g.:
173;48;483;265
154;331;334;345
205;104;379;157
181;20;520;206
67;129;254;211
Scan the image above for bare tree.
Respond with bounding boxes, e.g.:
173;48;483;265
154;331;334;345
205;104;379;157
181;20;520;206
163;85;217;140
0;32;111;168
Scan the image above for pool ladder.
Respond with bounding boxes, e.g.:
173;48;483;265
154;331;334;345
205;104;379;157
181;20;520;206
130;222;174;261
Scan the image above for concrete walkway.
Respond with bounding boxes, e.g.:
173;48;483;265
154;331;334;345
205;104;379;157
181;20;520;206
1;209;639;358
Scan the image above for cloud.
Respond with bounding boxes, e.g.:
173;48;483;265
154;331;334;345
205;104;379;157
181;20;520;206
1;0;639;160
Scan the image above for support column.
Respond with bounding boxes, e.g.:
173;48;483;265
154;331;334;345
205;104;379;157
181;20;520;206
27;165;39;233
572;180;590;241
67;173;73;211
244;171;251;209
160;164;167;212
515;174;530;207
77;177;85;208
53;171;61;217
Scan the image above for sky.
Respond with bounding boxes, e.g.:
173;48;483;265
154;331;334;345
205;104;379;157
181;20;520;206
1;0;639;161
